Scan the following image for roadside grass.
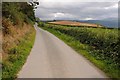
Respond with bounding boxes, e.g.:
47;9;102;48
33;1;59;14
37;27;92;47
2;28;36;80
40;26;119;79
0;69;1;80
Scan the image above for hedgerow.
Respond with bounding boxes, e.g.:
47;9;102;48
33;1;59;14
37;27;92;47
39;22;120;78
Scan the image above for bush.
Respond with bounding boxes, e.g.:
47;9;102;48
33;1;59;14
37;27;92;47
38;22;46;27
2;2;35;26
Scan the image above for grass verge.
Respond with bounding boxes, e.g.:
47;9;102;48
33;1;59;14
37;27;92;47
2;28;36;80
41;27;119;79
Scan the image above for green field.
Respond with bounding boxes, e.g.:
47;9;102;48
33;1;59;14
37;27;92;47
38;22;120;79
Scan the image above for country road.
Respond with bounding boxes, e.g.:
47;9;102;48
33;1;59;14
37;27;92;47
18;23;107;78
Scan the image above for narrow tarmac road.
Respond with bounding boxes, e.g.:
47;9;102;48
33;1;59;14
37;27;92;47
18;23;107;78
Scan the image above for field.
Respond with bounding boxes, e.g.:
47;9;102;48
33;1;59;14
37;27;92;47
38;22;119;79
48;20;103;28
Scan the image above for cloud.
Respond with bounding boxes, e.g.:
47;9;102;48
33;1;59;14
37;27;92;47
38;0;119;2
84;18;93;20
104;3;118;9
35;2;118;20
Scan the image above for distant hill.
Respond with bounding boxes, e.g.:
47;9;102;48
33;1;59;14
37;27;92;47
44;18;118;28
48;20;103;28
76;19;118;28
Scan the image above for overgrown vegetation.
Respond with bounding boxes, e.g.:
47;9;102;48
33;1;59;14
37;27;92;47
2;29;35;79
2;2;37;79
2;2;35;26
38;22;120;79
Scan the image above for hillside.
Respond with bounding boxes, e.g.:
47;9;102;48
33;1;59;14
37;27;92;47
48;20;103;28
1;2;37;79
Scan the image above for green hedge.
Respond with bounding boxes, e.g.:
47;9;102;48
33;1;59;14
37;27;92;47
40;23;120;77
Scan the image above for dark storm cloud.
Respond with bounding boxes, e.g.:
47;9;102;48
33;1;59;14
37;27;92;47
35;2;118;20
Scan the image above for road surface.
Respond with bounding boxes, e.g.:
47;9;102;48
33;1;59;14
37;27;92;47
18;23;107;78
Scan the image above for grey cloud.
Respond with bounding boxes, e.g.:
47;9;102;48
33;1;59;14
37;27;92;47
35;2;118;20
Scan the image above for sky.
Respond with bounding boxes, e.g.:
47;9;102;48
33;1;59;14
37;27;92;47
35;0;119;20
